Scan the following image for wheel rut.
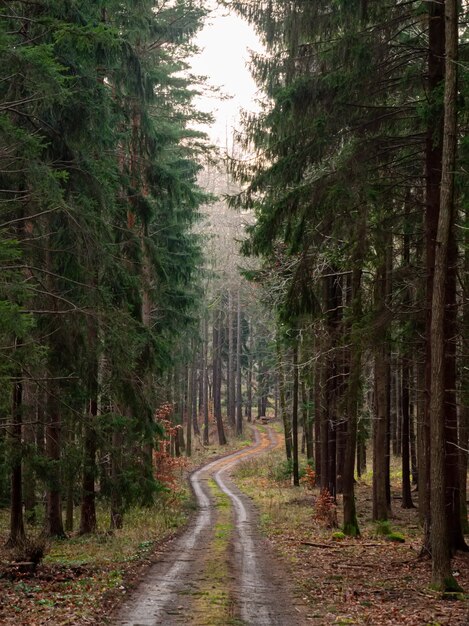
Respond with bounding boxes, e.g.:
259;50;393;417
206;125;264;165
113;427;307;626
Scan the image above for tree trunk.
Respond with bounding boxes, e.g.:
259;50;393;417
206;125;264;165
191;355;200;437
401;355;414;509
277;341;292;460
430;0;460;590
422;0;446;554
79;397;98;534
23;381;37;524
110;428;123;530
228;291;236;426
247;319;253;422
236;290;243;435
213;311;226;445
203;314;210;446
45;382;65;538
292;344;300;486
186;366;193;457
7;378;25;547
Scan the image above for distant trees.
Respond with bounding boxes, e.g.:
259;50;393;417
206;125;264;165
229;0;469;590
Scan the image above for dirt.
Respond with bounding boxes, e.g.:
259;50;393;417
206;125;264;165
113;426;308;626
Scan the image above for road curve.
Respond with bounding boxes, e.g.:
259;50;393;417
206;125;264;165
113;426;307;626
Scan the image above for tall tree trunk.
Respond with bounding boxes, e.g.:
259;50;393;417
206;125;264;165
430;0;461;589
401;355;414;509
7;376;25;547
401;210;414;509
186;365;193;457
191;354;200;437
444;229;467;551
79;398;98;534
23;381;37;524
236;290;243;435
228;291;236;426
277;341;292;460
203;314;210;446
110;428;123;530
292;343;300;486
422;0;446;554
247;319;253;422
45;382;65;538
343;212;365;536
80;322;98;535
460;214;469;533
213;311;226;445
373;247;391;521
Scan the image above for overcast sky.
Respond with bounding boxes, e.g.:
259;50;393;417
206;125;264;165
189;4;263;148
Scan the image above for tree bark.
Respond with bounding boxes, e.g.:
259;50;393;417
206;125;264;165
422;0;446;554
7;377;25;547
110;428;123;530
45;382;65;538
277;341;292;460
213;310;226;445
236;290;243;435
227;291;236;426
203;314;210;446
429;0;460;589
292;343;300;486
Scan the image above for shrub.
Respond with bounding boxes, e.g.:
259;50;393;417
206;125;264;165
313;489;338;528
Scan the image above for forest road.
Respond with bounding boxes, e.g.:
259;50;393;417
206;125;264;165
113;426;308;626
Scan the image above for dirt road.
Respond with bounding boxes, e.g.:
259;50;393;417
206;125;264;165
113;427;307;626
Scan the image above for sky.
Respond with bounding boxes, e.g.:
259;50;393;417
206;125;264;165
189;4;263;148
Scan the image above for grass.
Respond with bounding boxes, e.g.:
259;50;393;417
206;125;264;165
0;426;247;625
191;478;236;625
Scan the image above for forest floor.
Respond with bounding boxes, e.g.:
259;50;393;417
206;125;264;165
233;423;469;626
2;425;469;625
0;430;251;625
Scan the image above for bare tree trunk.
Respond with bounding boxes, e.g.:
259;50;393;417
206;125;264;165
212;310;226;445
23;381;37;524
203;314;210;446
228;291;236;426
79;396;98;534
45;382;65;538
247;319;253;422
80;321;98;535
401;355;414;509
460;213;469;533
343;213;365;535
292;344;300;486
110;428;123;530
422;0;446;555
277;341;292;460
236;290;243;435
430;0;460;589
186;365;193;457
372;237;392;522
191;354;200;437
7;377;25;547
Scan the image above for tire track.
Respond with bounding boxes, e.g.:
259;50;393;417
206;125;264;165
113;426;306;626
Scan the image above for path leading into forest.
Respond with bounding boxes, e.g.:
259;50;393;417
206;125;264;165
113;426;308;626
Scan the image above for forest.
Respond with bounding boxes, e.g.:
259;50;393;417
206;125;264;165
1;0;469;625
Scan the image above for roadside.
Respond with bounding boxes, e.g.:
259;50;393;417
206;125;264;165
0;430;251;626
232;433;469;626
113;426;308;626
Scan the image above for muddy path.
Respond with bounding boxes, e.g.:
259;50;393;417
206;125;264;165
113;426;308;626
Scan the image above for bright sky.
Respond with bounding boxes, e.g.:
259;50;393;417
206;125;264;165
189;4;263;148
